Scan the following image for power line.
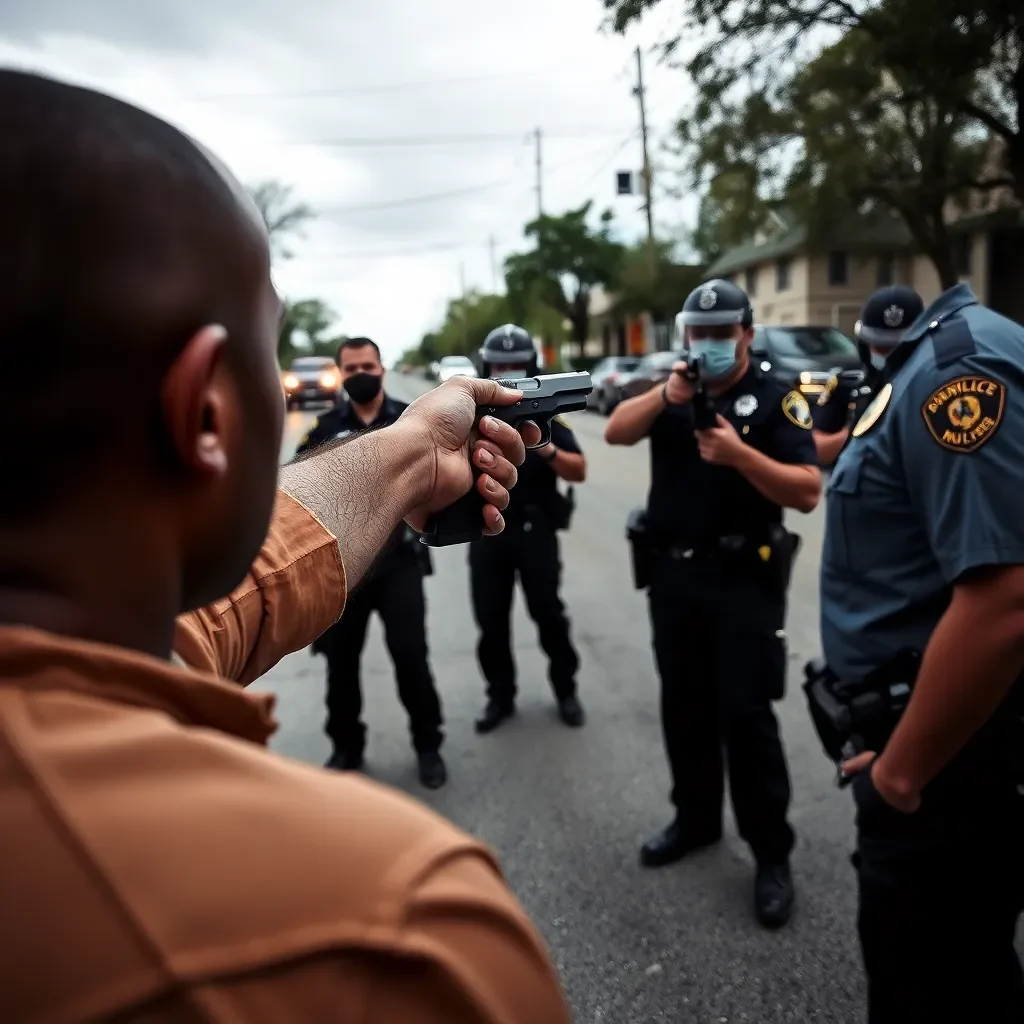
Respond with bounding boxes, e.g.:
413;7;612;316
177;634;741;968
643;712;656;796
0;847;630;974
314;142;621;216
283;129;631;149
176;67;577;102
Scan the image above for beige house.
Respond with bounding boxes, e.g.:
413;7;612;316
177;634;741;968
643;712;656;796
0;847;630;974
708;207;1023;333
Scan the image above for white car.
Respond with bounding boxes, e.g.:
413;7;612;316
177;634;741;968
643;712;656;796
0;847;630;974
436;355;478;383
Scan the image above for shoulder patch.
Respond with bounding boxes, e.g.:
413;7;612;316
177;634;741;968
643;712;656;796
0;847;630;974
921;375;1006;453
781;390;812;429
553;414;570;428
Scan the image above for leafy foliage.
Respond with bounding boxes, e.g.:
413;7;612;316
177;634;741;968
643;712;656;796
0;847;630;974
278;298;337;364
504;202;625;343
250;180;315;261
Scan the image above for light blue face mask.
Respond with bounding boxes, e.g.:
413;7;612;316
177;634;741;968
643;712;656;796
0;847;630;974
870;348;894;370
688;338;738;378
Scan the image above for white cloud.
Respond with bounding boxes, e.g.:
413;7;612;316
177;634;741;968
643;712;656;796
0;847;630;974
0;0;694;363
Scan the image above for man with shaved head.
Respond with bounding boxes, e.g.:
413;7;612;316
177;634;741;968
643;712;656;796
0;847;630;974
0;69;570;1023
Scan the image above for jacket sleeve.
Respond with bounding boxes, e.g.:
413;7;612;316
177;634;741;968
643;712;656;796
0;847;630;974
172;490;347;684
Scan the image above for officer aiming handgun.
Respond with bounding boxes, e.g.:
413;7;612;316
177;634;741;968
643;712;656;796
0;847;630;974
606;278;822;931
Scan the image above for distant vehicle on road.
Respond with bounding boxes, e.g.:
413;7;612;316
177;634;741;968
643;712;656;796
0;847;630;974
587;356;641;414
282;356;340;410
435;355;478;383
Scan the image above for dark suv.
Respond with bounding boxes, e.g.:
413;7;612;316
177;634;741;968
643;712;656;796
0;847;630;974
751;324;865;400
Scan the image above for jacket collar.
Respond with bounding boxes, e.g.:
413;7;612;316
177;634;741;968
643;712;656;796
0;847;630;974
0;625;278;745
901;283;979;344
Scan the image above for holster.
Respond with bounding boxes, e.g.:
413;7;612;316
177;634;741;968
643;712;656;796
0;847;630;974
626;507;653;590
802;653;919;785
551;486;575;531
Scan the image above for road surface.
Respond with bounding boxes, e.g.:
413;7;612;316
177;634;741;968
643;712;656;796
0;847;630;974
265;374;864;1023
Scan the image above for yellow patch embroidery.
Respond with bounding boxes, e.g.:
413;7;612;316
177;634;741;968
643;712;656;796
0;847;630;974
921;375;1006;453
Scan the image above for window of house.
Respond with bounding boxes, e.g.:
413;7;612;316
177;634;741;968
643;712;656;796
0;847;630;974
776;257;791;291
877;252;895;287
954;235;973;276
745;267;758;296
828;250;848;286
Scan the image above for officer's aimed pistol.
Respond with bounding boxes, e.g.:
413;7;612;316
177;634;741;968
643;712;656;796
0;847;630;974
419;371;593;547
682;356;718;430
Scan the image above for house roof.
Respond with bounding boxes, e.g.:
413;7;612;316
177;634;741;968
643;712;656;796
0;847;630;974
708;211;914;277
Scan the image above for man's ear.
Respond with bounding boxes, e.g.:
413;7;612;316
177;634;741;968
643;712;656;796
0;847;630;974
160;324;231;478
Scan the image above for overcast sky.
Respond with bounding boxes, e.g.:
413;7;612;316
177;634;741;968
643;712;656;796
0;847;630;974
1;0;694;363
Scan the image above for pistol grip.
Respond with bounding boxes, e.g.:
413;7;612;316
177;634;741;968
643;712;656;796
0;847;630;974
419;475;484;547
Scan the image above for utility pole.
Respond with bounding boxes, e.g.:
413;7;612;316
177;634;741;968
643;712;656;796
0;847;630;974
534;127;543;219
634;46;655;273
459;261;468;349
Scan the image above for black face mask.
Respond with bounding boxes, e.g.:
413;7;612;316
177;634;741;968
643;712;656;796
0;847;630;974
345;372;382;404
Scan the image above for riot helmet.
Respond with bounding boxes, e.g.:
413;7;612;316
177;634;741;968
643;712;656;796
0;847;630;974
678;279;754;331
855;285;923;349
678;279;755;380
479;323;537;378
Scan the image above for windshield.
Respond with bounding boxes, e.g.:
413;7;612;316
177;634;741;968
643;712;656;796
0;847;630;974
440;356;473;365
610;357;640;371
290;358;333;371
761;327;858;359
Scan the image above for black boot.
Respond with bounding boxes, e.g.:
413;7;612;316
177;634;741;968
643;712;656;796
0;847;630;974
417;750;448;789
557;694;585;727
640;819;721;868
754;862;795;929
325;748;364;772
475;700;515;734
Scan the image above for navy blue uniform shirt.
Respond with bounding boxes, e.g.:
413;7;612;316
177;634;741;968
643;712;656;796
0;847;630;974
645;363;818;544
821;284;1024;681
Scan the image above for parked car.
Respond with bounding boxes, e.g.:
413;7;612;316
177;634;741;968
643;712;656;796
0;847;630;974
436;355;478;383
587;356;641;414
617;350;683;402
282;356;340;410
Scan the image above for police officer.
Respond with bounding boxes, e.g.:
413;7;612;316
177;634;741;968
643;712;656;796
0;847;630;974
470;324;588;734
818;283;1024;1021
812;285;924;464
294;337;446;789
606;279;821;928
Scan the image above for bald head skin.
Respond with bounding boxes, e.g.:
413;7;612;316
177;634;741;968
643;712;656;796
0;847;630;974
0;69;285;655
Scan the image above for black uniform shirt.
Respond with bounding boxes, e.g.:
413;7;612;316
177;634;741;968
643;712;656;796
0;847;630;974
645;364;817;545
503;417;582;525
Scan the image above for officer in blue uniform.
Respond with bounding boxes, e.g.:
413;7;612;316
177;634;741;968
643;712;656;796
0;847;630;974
607;279;822;928
812;285;924;465
818;283;1024;1021
294;337;446;789
470;324;588;734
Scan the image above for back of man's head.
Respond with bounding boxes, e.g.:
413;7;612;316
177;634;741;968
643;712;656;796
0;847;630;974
0;70;285;645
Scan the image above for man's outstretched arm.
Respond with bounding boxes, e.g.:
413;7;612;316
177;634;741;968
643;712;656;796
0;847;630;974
174;379;530;684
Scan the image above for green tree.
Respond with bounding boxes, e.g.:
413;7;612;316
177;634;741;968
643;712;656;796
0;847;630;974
504;202;625;344
603;0;1023;202
279;298;337;364
614;240;706;320
250;180;315;261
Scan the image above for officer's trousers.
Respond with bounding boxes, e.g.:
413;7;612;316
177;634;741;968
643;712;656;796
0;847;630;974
648;556;795;864
468;519;579;707
853;722;1024;1023
320;553;443;756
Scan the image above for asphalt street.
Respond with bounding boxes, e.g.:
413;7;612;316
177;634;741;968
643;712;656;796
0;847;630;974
262;373;864;1023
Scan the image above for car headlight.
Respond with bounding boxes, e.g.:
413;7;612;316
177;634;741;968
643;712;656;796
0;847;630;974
283;374;299;390
320;372;338;389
